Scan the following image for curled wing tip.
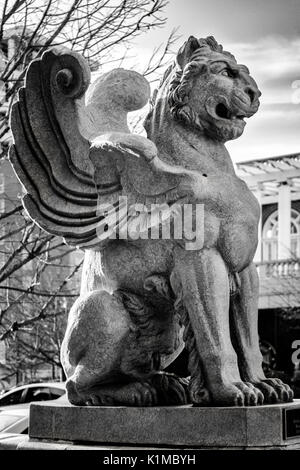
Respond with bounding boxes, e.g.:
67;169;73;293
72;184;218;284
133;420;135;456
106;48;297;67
36;47;91;100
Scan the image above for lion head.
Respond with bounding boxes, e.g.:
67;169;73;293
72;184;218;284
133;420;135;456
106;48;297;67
168;36;261;142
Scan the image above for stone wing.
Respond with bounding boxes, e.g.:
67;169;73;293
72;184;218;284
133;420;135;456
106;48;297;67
9;48;121;249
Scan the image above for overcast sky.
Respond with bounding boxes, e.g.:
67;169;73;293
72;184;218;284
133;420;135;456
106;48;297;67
130;0;300;163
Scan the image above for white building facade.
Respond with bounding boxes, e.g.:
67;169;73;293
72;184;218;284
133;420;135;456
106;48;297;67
237;153;300;307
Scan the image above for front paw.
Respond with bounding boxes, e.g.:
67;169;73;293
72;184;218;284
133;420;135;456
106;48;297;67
251;378;294;403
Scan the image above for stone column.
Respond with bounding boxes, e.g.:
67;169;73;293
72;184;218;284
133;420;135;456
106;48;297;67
278;182;291;259
253;187;262;263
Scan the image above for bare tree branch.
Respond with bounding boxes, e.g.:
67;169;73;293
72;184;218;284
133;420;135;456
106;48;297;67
0;260;82;340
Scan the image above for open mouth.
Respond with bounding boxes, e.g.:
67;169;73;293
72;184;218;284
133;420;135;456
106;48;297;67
215;103;245;122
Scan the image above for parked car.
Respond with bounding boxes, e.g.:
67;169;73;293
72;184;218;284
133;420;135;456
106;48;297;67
0;391;68;438
0;382;66;408
0;408;29;434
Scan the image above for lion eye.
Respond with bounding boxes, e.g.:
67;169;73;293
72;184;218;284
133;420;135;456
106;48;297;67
220;69;231;77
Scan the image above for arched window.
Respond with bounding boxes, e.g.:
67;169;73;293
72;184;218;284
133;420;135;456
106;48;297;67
262;209;300;261
291;210;300;256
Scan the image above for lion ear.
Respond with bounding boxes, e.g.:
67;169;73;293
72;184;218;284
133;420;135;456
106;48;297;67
176;36;200;70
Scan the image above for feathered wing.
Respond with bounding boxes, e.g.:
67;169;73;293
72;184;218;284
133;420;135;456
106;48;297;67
9;47;196;249
9;48;122;249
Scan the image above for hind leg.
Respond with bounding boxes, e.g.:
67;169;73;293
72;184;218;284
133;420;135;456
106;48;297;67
61;289;133;404
61;289;187;406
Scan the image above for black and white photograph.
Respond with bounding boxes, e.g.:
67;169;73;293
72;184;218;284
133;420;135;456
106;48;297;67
0;0;299;458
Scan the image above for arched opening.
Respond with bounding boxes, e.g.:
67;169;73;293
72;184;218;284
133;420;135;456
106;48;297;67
262;209;300;261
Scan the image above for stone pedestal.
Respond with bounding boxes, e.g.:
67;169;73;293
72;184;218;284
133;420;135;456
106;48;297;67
28;400;300;449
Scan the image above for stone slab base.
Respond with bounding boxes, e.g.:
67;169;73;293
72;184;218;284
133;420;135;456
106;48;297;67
28;399;300;449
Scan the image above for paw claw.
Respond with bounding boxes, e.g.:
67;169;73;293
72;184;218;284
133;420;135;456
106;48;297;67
235;393;245;407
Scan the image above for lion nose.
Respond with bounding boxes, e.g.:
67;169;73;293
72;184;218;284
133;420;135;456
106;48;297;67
244;86;260;104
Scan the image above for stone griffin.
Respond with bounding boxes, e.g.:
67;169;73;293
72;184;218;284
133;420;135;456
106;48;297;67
9;36;293;406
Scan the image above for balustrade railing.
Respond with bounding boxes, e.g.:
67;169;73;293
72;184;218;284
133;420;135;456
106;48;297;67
255;259;300;277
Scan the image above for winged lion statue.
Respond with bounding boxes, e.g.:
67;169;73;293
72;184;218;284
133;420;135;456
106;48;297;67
9;36;293;407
